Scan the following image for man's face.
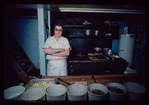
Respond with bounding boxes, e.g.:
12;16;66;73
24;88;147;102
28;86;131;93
54;26;63;37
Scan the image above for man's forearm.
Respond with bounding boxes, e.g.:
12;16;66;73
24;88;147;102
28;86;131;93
52;49;70;57
44;48;60;55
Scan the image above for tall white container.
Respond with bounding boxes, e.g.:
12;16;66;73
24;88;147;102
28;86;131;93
119;34;135;67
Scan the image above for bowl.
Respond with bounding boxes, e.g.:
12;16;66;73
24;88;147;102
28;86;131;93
124;82;146;100
21;88;45;101
106;83;128;100
67;84;87;101
93;47;102;53
4;86;25;100
46;84;67;101
87;83;109;101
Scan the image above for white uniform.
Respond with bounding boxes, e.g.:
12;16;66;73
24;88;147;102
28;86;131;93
44;35;71;76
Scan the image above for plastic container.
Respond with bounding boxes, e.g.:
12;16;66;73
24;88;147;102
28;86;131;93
106;83;127;100
87;83;109;101
25;78;56;91
4;86;25;100
46;84;67;101
21;88;45;101
67;84;87;101
124;82;146;100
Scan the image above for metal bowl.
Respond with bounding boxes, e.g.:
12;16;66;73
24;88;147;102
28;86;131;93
93;47;102;53
85;30;92;36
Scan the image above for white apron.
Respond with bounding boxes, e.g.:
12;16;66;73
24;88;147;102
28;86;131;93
47;59;68;76
44;36;71;76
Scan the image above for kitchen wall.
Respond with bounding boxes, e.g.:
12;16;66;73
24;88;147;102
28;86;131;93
4;17;40;69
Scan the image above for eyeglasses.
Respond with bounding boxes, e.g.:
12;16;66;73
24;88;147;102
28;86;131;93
55;29;63;32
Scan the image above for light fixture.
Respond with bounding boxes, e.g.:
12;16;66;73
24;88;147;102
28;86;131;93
59;7;145;14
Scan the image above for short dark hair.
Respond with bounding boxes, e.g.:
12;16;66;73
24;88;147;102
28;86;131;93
54;23;63;30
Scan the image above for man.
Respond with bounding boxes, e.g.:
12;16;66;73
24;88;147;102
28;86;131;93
44;23;71;76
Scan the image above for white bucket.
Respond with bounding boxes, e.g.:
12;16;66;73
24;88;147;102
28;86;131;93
124;82;146;100
106;83;128;100
21;88;45;101
87;83;109;101
46;84;67;101
67;84;87;101
4;86;25;100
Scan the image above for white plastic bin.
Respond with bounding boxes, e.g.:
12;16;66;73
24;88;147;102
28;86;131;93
87;83;109;101
106;83;128;100
21;88;45;101
124;82;146;100
67;84;87;101
46;84;67;101
4;86;25;100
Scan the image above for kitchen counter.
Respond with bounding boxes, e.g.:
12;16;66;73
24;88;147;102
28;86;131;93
68;58;125;63
41;74;146;88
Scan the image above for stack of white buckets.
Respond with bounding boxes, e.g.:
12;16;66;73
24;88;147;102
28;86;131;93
4;82;146;101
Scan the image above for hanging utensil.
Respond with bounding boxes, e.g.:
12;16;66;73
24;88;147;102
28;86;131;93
57;78;72;85
92;76;97;83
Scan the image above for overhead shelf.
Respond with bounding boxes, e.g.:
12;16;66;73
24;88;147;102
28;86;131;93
67;35;119;39
63;25;120;28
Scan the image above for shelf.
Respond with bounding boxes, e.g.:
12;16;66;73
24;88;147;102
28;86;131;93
67;35;119;39
63;25;119;29
63;25;94;28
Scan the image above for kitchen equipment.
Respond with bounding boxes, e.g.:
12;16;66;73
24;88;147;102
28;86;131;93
21;88;45;101
85;30;92;36
92;76;97;83
88;53;109;61
67;84;87;101
103;48;110;51
106;83;128;100
82;21;92;25
104;20;111;26
104;49;114;55
95;30;99;36
57;78;72;85
87;83;109;101
93;47;102;53
124;82;146;100
4;86;25;100
105;33;112;36
46;84;67;101
119;34;135;67
25;78;56;91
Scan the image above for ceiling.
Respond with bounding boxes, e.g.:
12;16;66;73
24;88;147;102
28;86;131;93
5;4;146;14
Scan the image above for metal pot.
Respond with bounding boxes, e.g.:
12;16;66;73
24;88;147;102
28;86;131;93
104;49;115;56
93;47;102;53
95;30;99;36
85;30;92;36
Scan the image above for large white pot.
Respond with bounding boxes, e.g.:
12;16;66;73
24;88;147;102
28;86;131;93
87;83;109;101
4;86;25;100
